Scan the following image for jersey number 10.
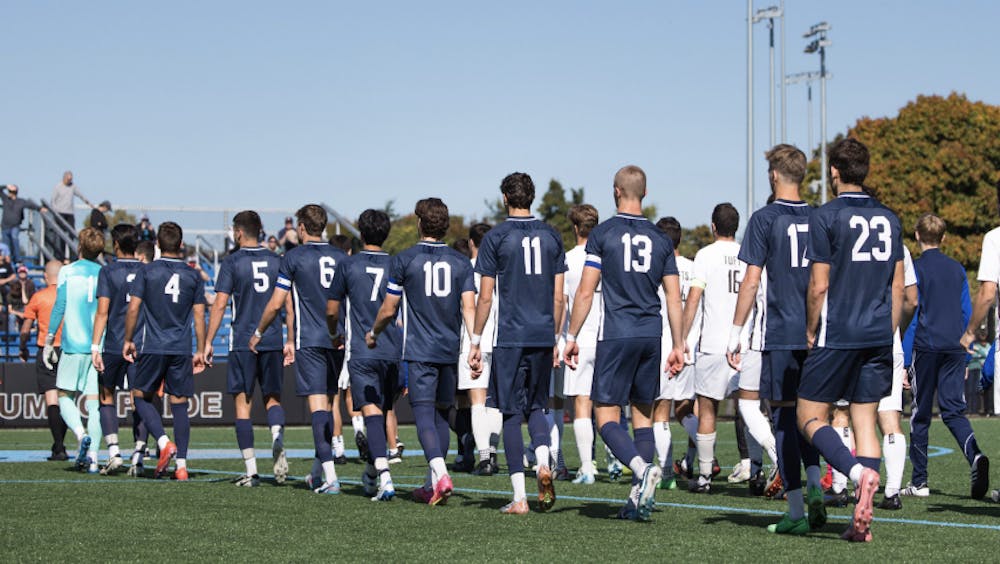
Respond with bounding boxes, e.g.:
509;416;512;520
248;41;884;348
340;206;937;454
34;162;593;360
423;261;451;297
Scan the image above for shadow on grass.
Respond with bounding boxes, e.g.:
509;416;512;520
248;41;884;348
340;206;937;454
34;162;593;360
926;502;1000;518
701;512;847;539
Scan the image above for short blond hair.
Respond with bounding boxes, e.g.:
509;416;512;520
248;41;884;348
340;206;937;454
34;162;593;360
567;204;599;238
78;227;105;260
765;144;807;185
915;213;946;246
614;165;646;200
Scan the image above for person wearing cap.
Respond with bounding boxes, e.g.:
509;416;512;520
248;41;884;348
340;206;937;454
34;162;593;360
1;184;46;265
138;214;155;241
277;216;299;252
8;264;37;329
89;200;112;233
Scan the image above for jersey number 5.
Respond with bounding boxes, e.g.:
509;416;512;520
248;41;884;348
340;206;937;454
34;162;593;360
850;215;892;262
252;261;270;293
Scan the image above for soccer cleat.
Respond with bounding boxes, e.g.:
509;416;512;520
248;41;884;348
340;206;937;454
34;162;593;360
554;466;571;481
807;486;827;530
450;457;474;473
990;489;1000;503
355;430;370;463
900;482;929;497
233;474;260;487
272;439;288;485
430;475;453;506
87;461;99;474
304;471;322;490
388;450;402;465
971;454;990;500
314;480;341;495
500;499;529;515
824;488;851;507
372;479;395;502
616;498;638;520
840;523;873;543
572;471;596;485
154;441;177;479
47;450;69;461
711;458;722;479
876;494;902;510
362;463;378;497
767;513;809;535
635;465;662;522
764;468;783;499
820;463;833;491
688;475;712;494
412;486;434;504
608;459;624;482
127;463;144;478
101;456;125;476
673;458;692;480
851;468;879;542
74;436;92;471
489;452;500;475
537;466;556;512
658;476;677;490
333;454;348;465
174;467;189;481
728;459;751;483
472;459;494;476
748;470;766;496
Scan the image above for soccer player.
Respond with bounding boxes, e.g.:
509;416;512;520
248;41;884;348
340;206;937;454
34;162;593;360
681;203;744;494
250;205;347;494
727;145;822;533
329;233;356;465
124;221;208;481
329;209;399;501
796;138;904;542
562;204;602;485
469;173;566;515
21;260;67;460
904;213;989;499
368;198;475;506
91;223;146;475
205;210;294;487
458;222;503;476
565;165;685;522
44;228;106;472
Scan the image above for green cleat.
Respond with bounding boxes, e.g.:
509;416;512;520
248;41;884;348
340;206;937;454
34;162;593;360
807;486;828;530
659;477;677;490
767;514;810;535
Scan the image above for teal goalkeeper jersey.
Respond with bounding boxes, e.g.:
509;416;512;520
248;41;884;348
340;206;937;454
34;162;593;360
47;258;102;354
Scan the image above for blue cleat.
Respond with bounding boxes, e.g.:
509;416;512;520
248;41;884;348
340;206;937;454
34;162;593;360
314;480;341;495
75;436;92;471
636;465;663;522
372;479;396;502
572;471;596;485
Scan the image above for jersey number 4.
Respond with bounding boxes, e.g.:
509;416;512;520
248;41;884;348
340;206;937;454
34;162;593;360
165;273;181;303
850;216;892;262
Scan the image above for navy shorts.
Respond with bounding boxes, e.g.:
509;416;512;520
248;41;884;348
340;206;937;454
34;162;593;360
760;349;808;402
592;338;660;407
799;346;892;404
228;350;284;397
487;347;552;415
349;359;399;411
404;361;456;406
294;347;340;397
99;353;135;391
134;354;193;398
35;347;59;392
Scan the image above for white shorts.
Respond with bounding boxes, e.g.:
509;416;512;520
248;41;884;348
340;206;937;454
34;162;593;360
738;350;762;392
659;364;696;401
694;353;739;401
878;347;905;412
563;346;596;397
458;351;492;391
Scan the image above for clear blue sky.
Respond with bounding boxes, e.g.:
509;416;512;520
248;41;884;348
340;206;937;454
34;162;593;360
2;1;998;239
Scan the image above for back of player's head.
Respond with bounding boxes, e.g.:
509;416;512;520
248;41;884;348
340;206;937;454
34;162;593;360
415;197;449;239
111;223;138;255
568;204;599;238
44;259;62;282
656;216;683;248
765;144;807;185
232;210;263;240
828;138;869;186
469;223;492;247
915;213;946;246
329;234;353;253
358;209;391;247
295;204;328;237
136;240;156;263
711;203;739;238
78;227;105;260
452;238;471;258
157;221;184;254
614;165;647;201
500;172;535;210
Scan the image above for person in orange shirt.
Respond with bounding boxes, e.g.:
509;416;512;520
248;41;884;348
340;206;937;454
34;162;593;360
21;260;66;460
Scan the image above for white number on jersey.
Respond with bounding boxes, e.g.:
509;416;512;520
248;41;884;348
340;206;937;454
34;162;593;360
621;233;652;273
87;276;95;303
251;261;270;293
164;273;181;304
521;236;542;275
319;256;336;288
850;215;892;262
125;273;136;303
366;267;384;301
423;261;452;297
786;223;810;268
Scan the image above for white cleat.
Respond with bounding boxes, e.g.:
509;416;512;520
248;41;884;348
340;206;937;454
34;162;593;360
636;465;663;522
372;479;396;502
900;482;929;497
572;471;596;485
272;439;288;485
101;456;125;476
728;459;751;483
233;474;261;487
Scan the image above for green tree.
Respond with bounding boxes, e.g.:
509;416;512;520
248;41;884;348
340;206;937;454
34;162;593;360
484;197;507;224
677;224;713;258
537;179;585;249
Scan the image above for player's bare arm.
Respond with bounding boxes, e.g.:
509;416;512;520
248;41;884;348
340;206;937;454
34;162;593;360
193;303;207;373
283;292;295;365
122;294;143;362
468;275;495;372
460;290;479;375
962;280;997;350
727;264;762;369
563;265;600;370
367;292;401;349
203;290;231;366
890;259;905;336
662;273;686;375
805;262;830;348
326;298;342;347
551;272;566;367
250;286;288;353
91;296;111;372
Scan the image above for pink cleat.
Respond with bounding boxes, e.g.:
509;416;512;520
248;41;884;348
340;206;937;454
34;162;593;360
430;474;453;506
848;468;880;542
412;485;434;504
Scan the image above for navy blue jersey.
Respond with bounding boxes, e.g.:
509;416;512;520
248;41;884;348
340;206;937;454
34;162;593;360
215;246;283;352
474;216;567;347
329;251;401;362
388;241;475;363
806;193;903;348
913;249;971;352
276;241;348;350
585;213;678;341
132;258;206;355
96;258;145;353
738;199;813;350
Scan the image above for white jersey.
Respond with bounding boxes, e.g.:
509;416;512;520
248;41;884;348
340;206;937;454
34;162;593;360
462;256;496;353
660;254;697;350
748;267;766;352
893;246;917;352
564;245;602;347
978;228;1000;414
691;240;745;355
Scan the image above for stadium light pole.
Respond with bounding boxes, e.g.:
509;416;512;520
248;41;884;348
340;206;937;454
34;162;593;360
784;71;832;178
753;5;783;149
746;0;754;224
804;22;832;204
780;0;786;143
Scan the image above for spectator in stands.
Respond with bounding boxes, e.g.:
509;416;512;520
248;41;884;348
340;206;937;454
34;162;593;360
1;184;45;265
0;250;15;305
266;235;280;254
137;214;155;241
7;265;36;330
186;252;216;305
277;216;299;252
49;171;94;230
89;200;112;233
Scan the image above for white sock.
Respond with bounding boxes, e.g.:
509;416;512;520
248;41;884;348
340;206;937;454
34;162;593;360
534;445;551;470
831;425;852;492
696;432;716;477
628;455;648;477
270;425;282;443
176;458;187;469
548;419;561;468
157;435;169;450
653;421;672;469
375;457;391;486
786;488;805;520
487;407;503;451
573;418;595;474
805;465;821;489
242;448;257;476
848;463;864;484
511;471;527;501
883;432;906;496
471;404;491;459
332;435;345;456
131;442;145;464
738;399;777;466
351;415;366;434
74;427;86;443
552;409;564;464
106;433;120;458
322;460;338;484
429;457;448;484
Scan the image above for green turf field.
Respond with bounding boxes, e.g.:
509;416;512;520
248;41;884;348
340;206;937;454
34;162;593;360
2;417;998;561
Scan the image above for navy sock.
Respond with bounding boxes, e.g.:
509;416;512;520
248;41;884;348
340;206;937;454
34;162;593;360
455;407;472;446
600;422;639;471
266;405;285;429
435;408;451;458
857;456;880;472
47;404;67;451
527;409;550;450
634;427;654;464
503;413;525;474
311;411;334;463
235;418;254;451
99;404;119;437
132;410;147;444
133;396;165;440
364;415;387;461
412;404;441;461
170;402;190;459
811;425;859;476
773;406;802;491
619;408;629;431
